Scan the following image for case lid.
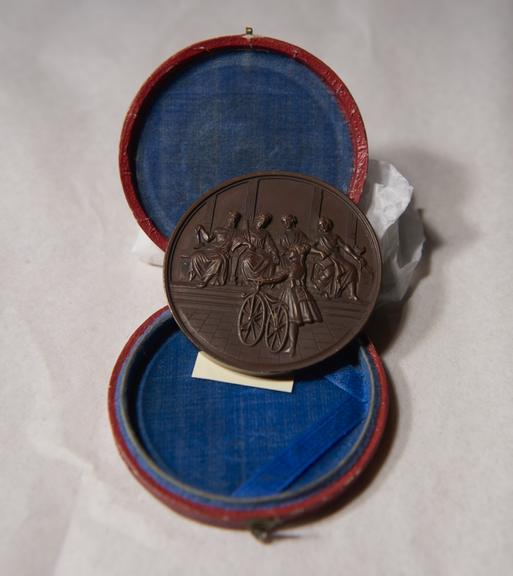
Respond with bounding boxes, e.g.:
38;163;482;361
120;34;368;249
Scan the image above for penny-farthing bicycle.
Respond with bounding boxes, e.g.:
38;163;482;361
237;280;289;353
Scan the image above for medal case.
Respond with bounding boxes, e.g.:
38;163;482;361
110;34;388;532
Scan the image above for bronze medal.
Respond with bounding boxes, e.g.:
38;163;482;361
164;173;381;375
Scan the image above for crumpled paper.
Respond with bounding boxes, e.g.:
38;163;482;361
362;159;425;304
132;159;425;305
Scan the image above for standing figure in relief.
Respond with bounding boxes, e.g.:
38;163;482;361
279;242;322;355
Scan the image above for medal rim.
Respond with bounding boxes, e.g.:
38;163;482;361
163;171;382;376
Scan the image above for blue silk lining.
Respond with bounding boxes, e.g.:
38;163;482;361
133;49;354;239
115;309;380;509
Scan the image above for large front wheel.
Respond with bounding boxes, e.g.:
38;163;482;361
238;293;265;346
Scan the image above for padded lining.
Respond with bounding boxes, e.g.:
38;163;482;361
133;49;354;238
115;310;380;510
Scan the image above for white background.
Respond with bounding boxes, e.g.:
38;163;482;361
1;1;512;574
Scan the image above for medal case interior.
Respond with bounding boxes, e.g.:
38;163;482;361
110;35;388;529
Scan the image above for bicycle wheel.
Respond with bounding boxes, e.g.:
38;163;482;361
265;302;289;353
238;293;265;346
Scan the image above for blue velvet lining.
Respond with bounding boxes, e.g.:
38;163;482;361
134;49;354;238
115;309;381;510
232;393;365;498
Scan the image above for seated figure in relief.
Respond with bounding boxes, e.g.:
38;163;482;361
189;211;241;288
235;213;279;284
311;216;365;301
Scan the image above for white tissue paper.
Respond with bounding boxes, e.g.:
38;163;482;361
131;160;425;305
362;159;425;305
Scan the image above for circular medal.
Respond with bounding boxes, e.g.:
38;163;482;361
164;173;381;375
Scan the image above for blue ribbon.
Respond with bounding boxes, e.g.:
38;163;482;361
232;391;366;498
324;364;367;402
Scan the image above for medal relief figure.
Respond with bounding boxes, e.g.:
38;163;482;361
311;216;366;301
278;245;322;355
276;214;320;354
182;210;364;356
188;210;241;288
235;213;280;284
236;213;321;355
167;174;381;373
279;214;309;253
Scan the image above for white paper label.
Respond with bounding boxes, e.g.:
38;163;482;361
192;352;294;393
